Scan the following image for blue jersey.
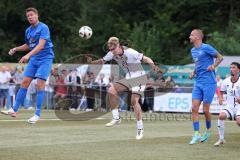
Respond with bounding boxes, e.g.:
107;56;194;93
25;22;54;60
191;43;218;84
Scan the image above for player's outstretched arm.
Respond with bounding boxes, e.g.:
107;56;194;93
9;44;30;56
19;39;46;63
207;53;223;71
142;56;164;73
86;55;106;64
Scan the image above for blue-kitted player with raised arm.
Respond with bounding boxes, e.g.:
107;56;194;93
188;29;223;145
1;7;54;124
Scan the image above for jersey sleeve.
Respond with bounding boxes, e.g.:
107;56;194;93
40;25;50;40
205;44;218;57
131;49;143;61
220;79;227;92
103;52;113;61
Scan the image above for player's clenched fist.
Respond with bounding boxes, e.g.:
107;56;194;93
8;48;17;55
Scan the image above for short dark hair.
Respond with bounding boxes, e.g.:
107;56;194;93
26;7;38;15
231;62;240;69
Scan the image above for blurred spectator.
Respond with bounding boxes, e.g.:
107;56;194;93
25;79;37;109
55;74;67;98
119;92;128;112
8;67;16;109
54;74;68;110
13;66;24;95
83;71;96;111
0;66;11;109
165;76;175;88
154;73;166;92
66;69;82;109
96;73;109;110
45;70;56;109
142;74;155;112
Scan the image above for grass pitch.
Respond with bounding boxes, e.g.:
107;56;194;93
0;110;240;160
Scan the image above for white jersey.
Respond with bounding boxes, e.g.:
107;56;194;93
220;77;240;107
103;47;145;79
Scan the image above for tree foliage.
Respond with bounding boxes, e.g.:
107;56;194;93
0;0;240;64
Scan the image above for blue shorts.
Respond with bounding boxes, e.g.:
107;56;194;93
192;83;217;104
0;89;9;98
24;58;53;81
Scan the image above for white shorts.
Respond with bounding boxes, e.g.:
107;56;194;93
116;72;147;97
220;105;240;120
8;85;15;96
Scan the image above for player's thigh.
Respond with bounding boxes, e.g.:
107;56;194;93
35;59;53;81
192;83;203;102
114;81;129;93
202;83;216;104
24;59;38;79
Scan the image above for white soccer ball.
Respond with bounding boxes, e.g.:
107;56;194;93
79;26;93;39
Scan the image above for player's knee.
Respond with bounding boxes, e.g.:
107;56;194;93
218;112;227;120
36;81;46;90
21;79;31;88
130;98;138;106
191;105;199;113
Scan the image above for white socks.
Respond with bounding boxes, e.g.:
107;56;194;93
112;109;119;120
217;119;225;140
137;120;143;130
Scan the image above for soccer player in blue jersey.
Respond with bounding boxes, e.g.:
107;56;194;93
188;29;223;145
1;8;54;123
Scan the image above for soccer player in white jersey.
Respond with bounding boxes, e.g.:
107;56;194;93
87;37;162;140
214;62;240;146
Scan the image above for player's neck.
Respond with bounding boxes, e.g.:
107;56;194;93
31;20;40;27
194;41;202;48
231;75;239;82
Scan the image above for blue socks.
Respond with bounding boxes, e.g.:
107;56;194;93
193;120;211;135
35;90;45;117
206;120;211;130
193;121;199;135
13;88;27;112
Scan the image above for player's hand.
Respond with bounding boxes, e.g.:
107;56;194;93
207;65;215;71
85;55;92;63
189;72;194;80
19;54;30;63
8;48;17;56
152;65;164;74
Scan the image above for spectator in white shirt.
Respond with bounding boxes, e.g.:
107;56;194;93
0;66;11;109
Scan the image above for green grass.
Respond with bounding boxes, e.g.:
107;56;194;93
0;110;240;160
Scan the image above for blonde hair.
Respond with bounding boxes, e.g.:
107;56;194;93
107;37;119;44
